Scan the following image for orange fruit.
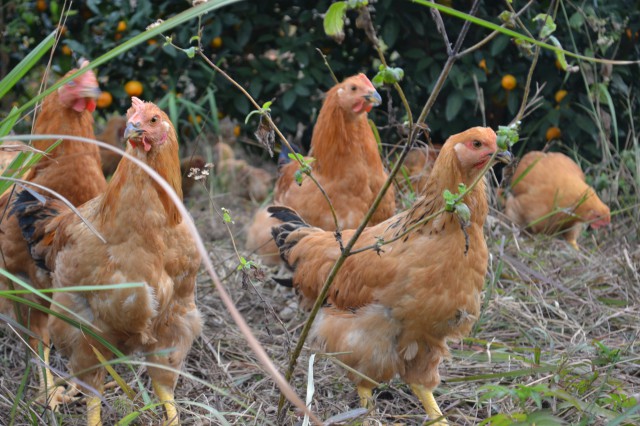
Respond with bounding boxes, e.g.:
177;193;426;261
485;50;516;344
501;74;517;91
233;125;241;137
555;59;564;71
211;36;223;49
188;115;202;125
116;20;127;32
114;33;122;41
478;59;488;73
147;39;157;45
554;89;568;103
124;80;143;97
36;0;47;12
61;45;72;56
96;91;113;109
546;126;561;141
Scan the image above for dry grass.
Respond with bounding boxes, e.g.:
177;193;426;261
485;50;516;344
0;175;639;425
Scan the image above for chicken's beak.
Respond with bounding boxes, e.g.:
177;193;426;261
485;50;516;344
124;122;144;141
495;150;513;165
79;86;102;99
364;89;382;107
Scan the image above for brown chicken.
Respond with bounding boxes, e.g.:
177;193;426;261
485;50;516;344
212;142;273;201
0;60;106;408
96;115;127;177
269;127;511;423
396;143;440;194
11;97;201;425
503;151;610;249
246;73;396;264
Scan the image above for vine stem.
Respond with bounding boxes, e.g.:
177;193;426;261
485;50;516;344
276;0;482;418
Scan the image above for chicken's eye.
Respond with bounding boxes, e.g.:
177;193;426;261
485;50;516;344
67;81;76;87
350;85;357;91
150;116;158;123
472;140;482;149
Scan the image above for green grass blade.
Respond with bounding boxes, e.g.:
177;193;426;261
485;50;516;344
9;360;31;425
0;31;56;99
412;0;640;65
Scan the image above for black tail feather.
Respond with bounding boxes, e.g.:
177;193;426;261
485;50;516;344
271;276;293;288
267;205;312;267
10;190;60;272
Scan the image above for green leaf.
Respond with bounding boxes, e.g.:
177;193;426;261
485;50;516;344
323;2;348;40
445;92;463;121
184;46;196;58
533;14;556;39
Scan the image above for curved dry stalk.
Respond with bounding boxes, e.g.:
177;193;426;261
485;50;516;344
277;0;483;416
0;134;321;425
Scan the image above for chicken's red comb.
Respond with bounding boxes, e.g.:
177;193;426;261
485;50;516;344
131;97;145;111
356;73;375;90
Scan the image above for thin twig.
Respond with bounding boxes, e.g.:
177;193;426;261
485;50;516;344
315;48;339;84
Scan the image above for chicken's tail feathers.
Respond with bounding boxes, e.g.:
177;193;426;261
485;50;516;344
271;276;293;288
268;205;314;265
10;190;63;272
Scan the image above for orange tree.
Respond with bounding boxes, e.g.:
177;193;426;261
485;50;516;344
1;1;638;168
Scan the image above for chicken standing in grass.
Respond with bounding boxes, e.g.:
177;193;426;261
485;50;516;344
246;73;396;264
12;97;201;425
270;127;511;424
0;60;106;409
503;151;610;249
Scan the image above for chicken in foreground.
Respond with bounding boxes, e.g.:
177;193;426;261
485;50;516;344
246;73;396;264
502;151;610;249
12;97;201;425
0;60;106;408
269;127;511;423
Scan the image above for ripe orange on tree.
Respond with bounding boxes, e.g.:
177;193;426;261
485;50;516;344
546;126;561;141
211;36;223;49
233;125;241;137
96;91;113;109
555;89;568;103
478;59;488;73
36;0;47;12
501;74;517;91
116;20;127;32
61;45;72;56
124;81;143;97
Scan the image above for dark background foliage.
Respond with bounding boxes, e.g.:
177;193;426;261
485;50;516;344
1;0;639;168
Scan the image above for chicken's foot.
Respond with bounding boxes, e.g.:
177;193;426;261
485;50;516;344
357;385;374;409
37;346;78;410
409;384;448;425
86;396;102;426
152;381;179;425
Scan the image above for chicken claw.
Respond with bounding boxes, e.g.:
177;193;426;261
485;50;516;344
87;396;102;426
152;382;179;425
37;346;79;410
357;386;374;409
410;384;448;425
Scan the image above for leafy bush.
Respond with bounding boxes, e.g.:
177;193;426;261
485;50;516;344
1;0;639;165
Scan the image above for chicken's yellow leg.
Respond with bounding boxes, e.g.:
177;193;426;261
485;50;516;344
38;345;72;410
409;384;448;425
357;385;373;408
152;381;179;425
86;396;102;426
